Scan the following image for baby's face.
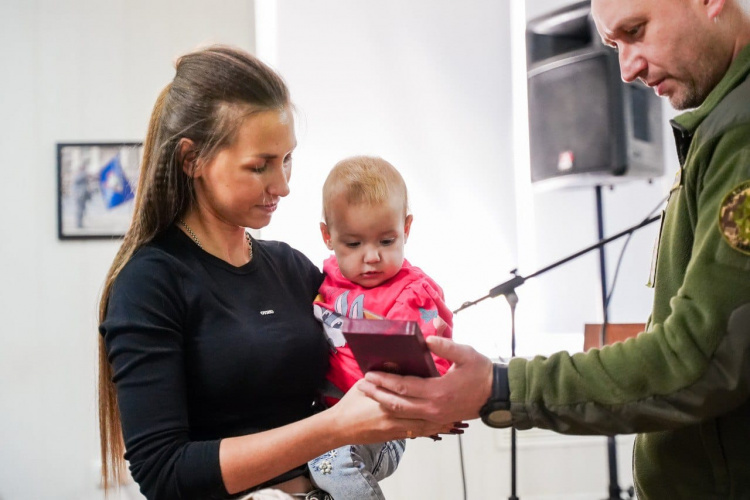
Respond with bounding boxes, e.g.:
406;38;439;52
322;195;412;288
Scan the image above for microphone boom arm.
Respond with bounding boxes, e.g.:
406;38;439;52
453;214;662;315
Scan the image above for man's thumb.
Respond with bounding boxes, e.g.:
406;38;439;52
426;336;472;364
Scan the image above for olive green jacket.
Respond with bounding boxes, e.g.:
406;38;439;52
508;45;750;499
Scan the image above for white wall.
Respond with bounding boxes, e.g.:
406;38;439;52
0;2;255;499
264;0;518;358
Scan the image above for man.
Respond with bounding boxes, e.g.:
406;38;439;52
359;0;750;497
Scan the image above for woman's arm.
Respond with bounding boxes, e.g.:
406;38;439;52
219;381;447;494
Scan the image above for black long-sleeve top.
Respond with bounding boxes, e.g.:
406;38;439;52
100;226;329;500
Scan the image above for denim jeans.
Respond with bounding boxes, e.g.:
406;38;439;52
308;440;406;499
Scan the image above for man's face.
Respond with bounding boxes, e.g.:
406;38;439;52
592;0;731;110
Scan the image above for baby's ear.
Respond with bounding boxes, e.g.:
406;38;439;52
320;222;334;250
404;214;413;242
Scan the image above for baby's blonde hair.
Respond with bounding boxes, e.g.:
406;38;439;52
322;155;409;223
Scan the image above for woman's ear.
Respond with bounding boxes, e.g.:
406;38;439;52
404;214;413;242
320;222;334;250
178;138;198;177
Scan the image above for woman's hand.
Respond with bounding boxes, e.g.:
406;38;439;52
220;339;483;494
358;336;494;424
328;379;455;443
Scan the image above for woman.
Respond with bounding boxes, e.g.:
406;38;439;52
98;45;446;500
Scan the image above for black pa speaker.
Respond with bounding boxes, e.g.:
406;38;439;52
526;1;664;188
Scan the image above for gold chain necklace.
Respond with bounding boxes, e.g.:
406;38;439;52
178;219;253;261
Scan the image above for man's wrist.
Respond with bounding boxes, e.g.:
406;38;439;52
479;362;512;428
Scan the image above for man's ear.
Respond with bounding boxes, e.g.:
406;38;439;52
404;214;413;242
178;138;198;177
704;0;726;20
320;222;334;250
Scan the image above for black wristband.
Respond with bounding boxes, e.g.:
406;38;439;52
479;363;511;428
492;362;510;402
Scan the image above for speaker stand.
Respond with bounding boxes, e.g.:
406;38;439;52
594;185;634;500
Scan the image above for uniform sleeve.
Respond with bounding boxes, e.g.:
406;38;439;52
100;253;227;500
508;125;750;435
385;279;454;375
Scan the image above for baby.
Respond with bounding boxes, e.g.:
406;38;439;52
310;155;453;499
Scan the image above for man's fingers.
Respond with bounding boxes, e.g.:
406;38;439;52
357;378;388;401
361;371;403;395
362;370;435;400
425;336;477;366
358;378;418;417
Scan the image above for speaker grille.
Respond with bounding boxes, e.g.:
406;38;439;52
528;52;625;183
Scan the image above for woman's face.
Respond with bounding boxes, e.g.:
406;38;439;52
192;106;296;230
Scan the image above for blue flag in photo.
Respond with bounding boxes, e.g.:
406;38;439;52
99;155;134;209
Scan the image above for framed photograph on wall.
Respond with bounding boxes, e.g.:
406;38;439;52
57;142;143;240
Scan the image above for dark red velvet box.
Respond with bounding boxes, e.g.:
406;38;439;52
341;318;439;378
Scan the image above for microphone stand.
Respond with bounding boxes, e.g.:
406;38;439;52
453;207;661;500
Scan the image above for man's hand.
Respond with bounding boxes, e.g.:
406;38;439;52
358;336;494;424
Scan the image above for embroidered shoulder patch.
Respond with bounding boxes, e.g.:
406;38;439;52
719;180;750;255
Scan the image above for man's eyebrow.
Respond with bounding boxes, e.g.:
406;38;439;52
599;15;643;43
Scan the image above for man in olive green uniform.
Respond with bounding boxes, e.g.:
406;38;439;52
360;0;750;498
